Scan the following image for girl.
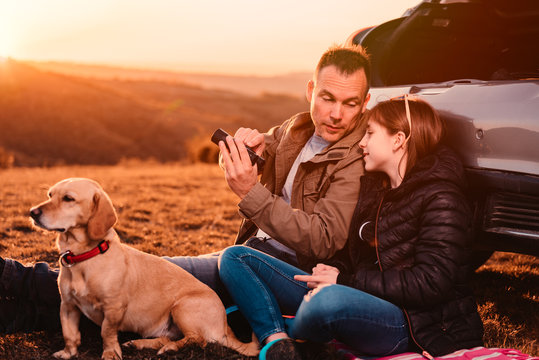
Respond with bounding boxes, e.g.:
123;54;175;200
218;96;484;360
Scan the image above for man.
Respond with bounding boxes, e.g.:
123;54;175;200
0;44;371;333
220;50;371;269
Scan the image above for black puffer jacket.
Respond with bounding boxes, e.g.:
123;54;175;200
335;146;484;357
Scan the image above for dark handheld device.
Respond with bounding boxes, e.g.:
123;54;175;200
211;128;265;170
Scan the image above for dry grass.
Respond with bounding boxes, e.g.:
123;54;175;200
0;164;537;359
473;253;538;356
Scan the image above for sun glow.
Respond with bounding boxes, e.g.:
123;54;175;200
0;0;420;74
0;1;16;59
0;32;14;58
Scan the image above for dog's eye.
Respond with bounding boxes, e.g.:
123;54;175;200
62;195;75;202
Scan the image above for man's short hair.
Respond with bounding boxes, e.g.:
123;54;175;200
315;44;371;91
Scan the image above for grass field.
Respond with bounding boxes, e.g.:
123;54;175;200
0;164;537;359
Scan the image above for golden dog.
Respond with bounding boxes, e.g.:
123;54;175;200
29;178;258;360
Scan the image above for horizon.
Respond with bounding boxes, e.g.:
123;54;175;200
14;58;314;78
0;0;420;76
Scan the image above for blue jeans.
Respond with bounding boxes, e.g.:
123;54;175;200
163;237;298;306
218;246;409;356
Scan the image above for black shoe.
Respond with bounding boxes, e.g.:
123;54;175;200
260;338;303;360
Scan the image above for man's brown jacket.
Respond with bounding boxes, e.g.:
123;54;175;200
234;111;366;270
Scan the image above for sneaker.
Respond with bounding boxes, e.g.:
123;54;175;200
259;338;303;360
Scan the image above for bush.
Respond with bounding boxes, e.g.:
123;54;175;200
0;146;14;168
186;137;220;164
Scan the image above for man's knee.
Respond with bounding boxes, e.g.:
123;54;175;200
163;253;219;275
162;253;234;304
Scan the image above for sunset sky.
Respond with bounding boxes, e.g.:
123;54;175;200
0;0;420;75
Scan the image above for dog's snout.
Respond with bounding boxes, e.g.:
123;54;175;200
30;207;42;220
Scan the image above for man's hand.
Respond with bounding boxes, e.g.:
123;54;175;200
219;136;259;199
233;128;265;156
294;263;339;289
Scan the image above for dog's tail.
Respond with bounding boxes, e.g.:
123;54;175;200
221;326;259;357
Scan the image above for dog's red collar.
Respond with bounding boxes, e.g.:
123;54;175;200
60;240;110;267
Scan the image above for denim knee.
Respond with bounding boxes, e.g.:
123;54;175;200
218;245;249;270
293;285;342;328
290;285;409;356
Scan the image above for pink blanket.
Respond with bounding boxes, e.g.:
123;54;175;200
333;346;538;360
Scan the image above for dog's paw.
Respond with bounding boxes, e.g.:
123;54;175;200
101;348;122;360
53;349;77;359
157;342;179;355
122;340;135;348
122;339;146;350
123;338;168;350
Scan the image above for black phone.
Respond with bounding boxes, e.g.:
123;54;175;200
211;128;266;170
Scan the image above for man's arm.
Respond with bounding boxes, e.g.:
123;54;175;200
220;114;363;262
237;156;364;261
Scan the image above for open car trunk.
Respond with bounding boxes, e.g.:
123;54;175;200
351;0;539;87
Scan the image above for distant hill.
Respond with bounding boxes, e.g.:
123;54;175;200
26;61;312;98
0;60;307;166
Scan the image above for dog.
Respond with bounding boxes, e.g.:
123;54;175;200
29;178;259;360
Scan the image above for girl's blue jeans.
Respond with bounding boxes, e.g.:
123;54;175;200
218;245;409;356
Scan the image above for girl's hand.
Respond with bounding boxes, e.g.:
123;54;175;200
294;264;339;289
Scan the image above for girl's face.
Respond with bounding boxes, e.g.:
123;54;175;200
359;120;398;174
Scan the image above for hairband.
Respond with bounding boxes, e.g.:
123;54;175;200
390;94;413;143
404;94;412;143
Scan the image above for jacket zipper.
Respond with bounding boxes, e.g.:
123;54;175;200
374;195;385;272
403;309;434;360
374;195;434;360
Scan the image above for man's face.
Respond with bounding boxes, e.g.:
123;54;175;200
306;65;370;144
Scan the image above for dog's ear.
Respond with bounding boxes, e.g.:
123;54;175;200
87;191;117;241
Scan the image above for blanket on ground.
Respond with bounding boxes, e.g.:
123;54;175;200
331;345;538;360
